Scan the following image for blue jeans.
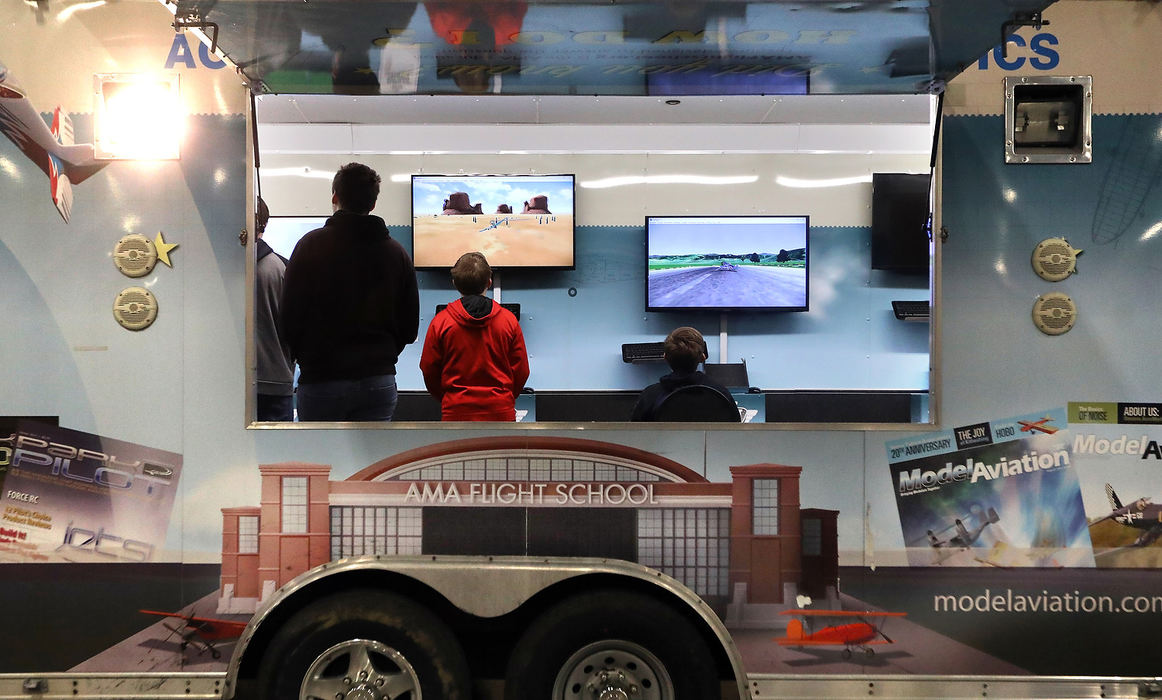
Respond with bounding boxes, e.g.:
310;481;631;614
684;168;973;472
296;374;398;421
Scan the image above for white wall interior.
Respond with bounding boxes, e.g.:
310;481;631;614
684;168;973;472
255;93;937;396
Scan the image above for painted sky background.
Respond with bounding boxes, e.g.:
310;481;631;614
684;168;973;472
647;216;808;256
412;175;575;217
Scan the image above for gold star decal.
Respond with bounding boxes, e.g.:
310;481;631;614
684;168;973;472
154;232;179;268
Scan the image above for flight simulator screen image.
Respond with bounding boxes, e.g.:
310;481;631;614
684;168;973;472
645;215;809;311
411;174;575;269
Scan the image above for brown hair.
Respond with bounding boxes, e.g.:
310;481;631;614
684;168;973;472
451;252;492;295
332;162;381;214
664;326;708;373
255;196;269;234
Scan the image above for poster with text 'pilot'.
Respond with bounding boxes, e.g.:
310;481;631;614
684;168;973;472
886;408;1094;568
0;421;181;563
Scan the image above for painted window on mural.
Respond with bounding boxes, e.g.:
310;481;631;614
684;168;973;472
753;478;780;535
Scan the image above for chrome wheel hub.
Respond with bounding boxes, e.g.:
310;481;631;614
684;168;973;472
299;639;421;700
552;640;673;700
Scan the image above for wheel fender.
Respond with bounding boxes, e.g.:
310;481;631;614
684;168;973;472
224;555;747;700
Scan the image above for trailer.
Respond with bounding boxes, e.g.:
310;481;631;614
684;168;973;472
3;0;1162;698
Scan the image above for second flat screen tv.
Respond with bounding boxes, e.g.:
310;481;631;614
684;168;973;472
646;215;809;312
412;174;575;270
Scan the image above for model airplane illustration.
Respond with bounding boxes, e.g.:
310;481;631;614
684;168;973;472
1018;416;1059;434
775;609;907;659
0;60;108;223
1089;483;1162;547
927;506;1000;549
139;609;247;659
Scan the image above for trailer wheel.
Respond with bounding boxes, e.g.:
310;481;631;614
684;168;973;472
504;589;720;700
256;589;471;700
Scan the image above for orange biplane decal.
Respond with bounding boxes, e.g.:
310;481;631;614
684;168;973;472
775;609;907;659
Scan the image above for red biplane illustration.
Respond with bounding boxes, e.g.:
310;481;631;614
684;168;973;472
139;609;247;660
1018;416;1059;434
775;609;907;659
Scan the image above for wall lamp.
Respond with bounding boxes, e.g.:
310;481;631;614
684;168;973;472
94;73;182;160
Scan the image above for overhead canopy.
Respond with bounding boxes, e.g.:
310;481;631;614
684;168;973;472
169;0;1055;96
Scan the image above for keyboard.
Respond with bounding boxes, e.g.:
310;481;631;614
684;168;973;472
621;341;666;363
892;300;931;321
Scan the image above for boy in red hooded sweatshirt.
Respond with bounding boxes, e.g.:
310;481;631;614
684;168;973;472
420;252;530;421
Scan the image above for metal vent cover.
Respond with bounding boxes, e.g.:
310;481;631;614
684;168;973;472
113;287;158;331
1031;237;1081;282
1032;292;1076;336
113;234;158;278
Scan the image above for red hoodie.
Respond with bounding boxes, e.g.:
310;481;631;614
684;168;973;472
420;297;529;421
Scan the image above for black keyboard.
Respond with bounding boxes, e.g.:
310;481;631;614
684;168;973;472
892;300;930;321
621;341;666;363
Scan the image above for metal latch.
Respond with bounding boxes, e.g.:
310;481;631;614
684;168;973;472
22;678;46;693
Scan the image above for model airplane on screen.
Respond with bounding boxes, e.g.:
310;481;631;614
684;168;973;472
1018;416;1059;434
140;609;247;659
1089;483;1162;547
775;609;907;659
0;60;107;223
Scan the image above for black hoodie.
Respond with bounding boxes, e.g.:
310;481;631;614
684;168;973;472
629;370;734;421
280;211;420;383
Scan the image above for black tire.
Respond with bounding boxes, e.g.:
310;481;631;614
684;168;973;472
256;589;471;700
504;589;721;700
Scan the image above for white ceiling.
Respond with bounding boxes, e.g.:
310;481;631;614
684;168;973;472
255;93;935;126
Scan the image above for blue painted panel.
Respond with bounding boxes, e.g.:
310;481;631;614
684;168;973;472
940;114;1162;425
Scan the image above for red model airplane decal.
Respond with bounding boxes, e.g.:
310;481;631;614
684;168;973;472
140;609;247;659
775;609;907;659
1018;416;1059;434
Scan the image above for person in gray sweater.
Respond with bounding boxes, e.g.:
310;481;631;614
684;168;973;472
254;196;295;421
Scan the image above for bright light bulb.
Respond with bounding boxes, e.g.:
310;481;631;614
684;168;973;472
96;74;182;160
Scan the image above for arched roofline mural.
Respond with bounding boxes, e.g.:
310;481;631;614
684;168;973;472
349;436;711;484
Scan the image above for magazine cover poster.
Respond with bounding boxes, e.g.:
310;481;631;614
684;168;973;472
1070;401;1162;568
0;421;181;563
887;408;1094;568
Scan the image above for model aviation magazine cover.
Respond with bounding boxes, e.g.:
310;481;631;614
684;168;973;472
886;408;1094;568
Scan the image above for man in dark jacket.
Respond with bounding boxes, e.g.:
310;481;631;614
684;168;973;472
630;326;737;422
280;162;420;421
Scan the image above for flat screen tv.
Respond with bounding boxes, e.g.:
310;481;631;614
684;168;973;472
871;173;931;273
261;216;327;260
411;174;575;270
645;215;809;312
